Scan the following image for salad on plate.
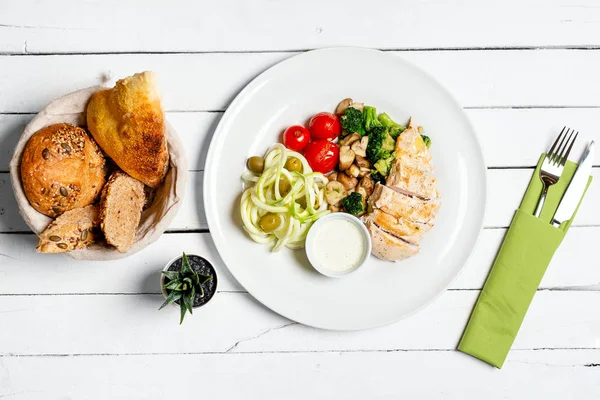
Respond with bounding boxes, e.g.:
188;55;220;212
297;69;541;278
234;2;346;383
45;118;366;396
240;98;440;266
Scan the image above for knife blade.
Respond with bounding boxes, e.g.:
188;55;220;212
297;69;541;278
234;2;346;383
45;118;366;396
551;141;595;227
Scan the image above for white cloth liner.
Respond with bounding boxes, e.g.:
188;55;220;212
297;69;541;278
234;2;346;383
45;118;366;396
9;86;188;260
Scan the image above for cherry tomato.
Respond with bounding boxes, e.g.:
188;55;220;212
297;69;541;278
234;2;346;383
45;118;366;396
308;112;341;141
283;125;310;152
303;140;339;174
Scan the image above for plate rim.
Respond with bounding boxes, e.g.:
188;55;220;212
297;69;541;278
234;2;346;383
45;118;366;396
203;47;487;330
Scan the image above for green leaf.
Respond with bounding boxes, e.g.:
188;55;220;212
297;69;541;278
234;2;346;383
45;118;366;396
192;272;200;286
182;292;194;317
199;274;213;285
183;277;193;287
198;284;205;298
179;301;187;325
163;279;182;290
161;270;180;280
158;290;182;310
188;286;196;315
181;252;191;274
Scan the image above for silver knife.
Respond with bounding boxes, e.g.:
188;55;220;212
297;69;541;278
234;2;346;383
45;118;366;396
551;141;595;227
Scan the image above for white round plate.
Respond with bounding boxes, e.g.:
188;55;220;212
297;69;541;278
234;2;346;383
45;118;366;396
204;48;486;330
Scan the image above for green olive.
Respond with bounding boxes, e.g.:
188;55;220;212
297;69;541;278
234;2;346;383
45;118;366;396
259;213;280;233
296;196;307;209
247;156;265;174
279;178;292;196
284;157;303;173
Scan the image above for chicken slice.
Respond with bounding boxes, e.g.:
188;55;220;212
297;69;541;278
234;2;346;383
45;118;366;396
364;219;420;261
386;159;438;201
369;184;440;225
395;126;433;173
363;208;430;244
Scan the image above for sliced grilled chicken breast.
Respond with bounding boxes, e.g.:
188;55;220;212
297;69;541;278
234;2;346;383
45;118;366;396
362;208;428;244
386;159;438;201
361;116;439;262
365;219;419;261
394;127;433;172
370;184;440;225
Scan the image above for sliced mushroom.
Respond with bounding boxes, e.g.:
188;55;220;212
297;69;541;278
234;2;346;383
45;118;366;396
328;204;341;213
358;167;370;178
355;155;371;169
335;98;353;115
337;172;358;190
338;145;355;171
359;176;374;197
328;172;338;182
325;181;347;205
356;186;368;200
349;102;364;112
347;164;360;178
352;136;368;157
339;132;361;147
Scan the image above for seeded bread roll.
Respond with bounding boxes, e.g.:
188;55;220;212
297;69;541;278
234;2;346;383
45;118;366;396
20;123;106;217
37;205;100;253
100;171;146;253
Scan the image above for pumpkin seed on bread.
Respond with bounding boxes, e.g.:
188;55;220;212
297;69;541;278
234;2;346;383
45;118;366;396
100;171;146;253
37;205;100;253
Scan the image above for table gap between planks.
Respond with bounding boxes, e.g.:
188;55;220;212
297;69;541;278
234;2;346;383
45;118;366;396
1;1;600;398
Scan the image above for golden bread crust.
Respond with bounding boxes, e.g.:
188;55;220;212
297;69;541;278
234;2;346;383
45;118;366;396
37;205;100;253
86;71;169;188
21;123;106;217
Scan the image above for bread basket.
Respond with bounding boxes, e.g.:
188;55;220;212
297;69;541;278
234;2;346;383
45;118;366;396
9;86;188;260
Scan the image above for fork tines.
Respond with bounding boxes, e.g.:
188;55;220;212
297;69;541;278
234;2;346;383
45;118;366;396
547;126;578;166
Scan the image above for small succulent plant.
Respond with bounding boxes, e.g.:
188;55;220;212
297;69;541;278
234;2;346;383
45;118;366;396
160;252;213;324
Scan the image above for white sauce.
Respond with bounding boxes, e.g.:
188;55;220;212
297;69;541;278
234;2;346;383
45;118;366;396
313;219;367;273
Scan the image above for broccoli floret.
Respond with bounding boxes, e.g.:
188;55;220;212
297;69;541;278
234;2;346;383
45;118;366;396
378;113;405;140
373;155;395;177
366;126;392;163
421;134;431;148
341;192;364;216
363;106;383;132
382;132;395;152
339;107;365;136
370;171;386;185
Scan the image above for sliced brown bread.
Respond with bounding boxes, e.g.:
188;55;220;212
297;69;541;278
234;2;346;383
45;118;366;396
37;205;100;253
100;171;146;253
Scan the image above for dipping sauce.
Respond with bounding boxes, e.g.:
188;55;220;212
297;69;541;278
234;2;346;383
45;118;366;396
309;217;369;276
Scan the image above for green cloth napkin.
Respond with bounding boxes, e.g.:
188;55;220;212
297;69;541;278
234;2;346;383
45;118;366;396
458;154;593;368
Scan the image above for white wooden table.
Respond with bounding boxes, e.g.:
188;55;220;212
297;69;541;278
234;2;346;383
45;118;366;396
1;1;600;398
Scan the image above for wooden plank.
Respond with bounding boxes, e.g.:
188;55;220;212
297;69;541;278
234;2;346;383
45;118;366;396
2;51;600;114
452;226;600;290
1;350;599;399
0;291;598;355
1;228;599;295
467;108;600;168
1;0;600;53
0;232;245;294
0;114;31;171
1;167;598;232
2;108;599;172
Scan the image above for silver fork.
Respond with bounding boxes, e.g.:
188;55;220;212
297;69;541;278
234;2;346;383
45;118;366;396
534;127;578;218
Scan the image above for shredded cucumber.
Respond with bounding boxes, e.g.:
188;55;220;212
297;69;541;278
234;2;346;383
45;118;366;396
240;144;329;251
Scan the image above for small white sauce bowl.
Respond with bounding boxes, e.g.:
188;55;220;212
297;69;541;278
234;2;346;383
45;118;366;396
305;213;372;278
